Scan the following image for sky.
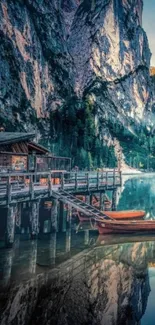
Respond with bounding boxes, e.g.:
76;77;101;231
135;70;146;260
143;0;155;66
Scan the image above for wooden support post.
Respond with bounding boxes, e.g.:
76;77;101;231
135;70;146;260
48;173;52;196
66;205;72;229
7;176;12;205
61;173;64;190
75;172;78;190
59;201;66;232
86;172;89;191
51;198;58;232
65;205;72;253
29;174;34;200
90;194;93;206
5;204;17;248
106;172;108;189
15;203;22;234
97;172;99;190
29;240;37;274
30;201;40;239
112;189;117;211
49;232;56;265
1;248;14;286
84;230;89;245
100;192;104;211
65;229;71;253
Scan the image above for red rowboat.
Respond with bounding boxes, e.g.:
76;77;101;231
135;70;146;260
101;210;145;220
77;210;145;222
96;219;155;235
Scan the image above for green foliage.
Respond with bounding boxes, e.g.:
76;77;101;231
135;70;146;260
49;96;117;169
120;129;155;171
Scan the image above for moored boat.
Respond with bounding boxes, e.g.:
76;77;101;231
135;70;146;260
96;219;155;235
101;210;145;220
77;210;145;222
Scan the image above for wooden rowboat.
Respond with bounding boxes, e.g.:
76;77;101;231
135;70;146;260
77;210;145;222
96;219;155;235
101;210;145;220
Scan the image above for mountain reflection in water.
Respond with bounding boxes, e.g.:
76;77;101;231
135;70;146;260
117;175;155;219
1;175;155;324
0;235;155;325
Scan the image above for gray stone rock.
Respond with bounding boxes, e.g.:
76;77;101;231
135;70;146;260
0;0;153;146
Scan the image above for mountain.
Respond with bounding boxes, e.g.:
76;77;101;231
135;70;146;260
0;0;154;168
150;67;155;119
150;67;155;76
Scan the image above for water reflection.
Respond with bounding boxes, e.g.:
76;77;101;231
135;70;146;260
118;175;155;219
0;233;155;324
1;175;155;324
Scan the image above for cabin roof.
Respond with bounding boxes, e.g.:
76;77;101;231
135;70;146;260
28;141;49;154
0;132;49;155
0;132;35;145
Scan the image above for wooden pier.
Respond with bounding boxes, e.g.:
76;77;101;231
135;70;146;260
0;133;123;248
0;169;122;248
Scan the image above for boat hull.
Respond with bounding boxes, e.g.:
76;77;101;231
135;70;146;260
101;210;145;220
97;220;155;235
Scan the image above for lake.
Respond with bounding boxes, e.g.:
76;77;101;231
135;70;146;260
1;174;155;324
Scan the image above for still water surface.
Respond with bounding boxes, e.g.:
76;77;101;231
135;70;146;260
1;174;155;324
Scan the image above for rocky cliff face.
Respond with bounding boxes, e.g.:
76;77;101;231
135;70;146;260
0;0;153;164
150;67;155;115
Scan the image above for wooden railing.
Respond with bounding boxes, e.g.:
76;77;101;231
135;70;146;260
0;170;122;204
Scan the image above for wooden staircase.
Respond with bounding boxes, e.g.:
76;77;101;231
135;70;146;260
53;190;113;220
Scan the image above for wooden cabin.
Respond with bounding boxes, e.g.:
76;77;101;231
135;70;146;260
0;132;71;173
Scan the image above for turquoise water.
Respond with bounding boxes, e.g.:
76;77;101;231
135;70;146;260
141;268;155;325
1;174;155;324
118;174;155;217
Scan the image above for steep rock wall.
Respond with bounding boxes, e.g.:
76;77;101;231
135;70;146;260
0;0;153;164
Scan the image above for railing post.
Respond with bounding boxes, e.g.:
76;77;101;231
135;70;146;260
48;172;52;196
7;175;12;205
29;174;34;200
112;188;117;211
97;172;99;190
86;172;89;191
75;172;78;190
100;192;104;211
61;173;64;190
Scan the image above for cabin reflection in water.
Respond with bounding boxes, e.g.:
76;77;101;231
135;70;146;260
0;234;155;325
